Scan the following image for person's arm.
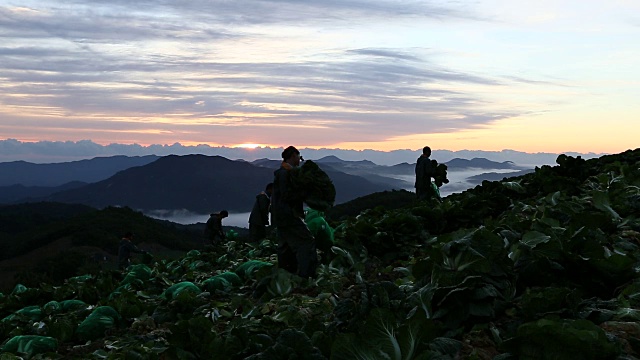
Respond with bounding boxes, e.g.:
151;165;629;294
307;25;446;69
216;219;226;238
259;195;270;225
127;241;146;254
415;159;425;186
135;244;147;254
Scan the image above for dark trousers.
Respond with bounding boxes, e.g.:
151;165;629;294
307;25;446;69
416;183;438;201
208;233;224;245
276;220;318;278
249;224;267;242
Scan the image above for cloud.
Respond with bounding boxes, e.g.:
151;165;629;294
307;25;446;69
0;0;542;147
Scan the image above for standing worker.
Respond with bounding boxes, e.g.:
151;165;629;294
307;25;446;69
271;146;318;278
415;146;439;201
205;210;228;245
118;232;148;270
248;183;273;242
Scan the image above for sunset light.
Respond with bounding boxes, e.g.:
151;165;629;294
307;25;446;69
234;143;262;149
0;1;638;155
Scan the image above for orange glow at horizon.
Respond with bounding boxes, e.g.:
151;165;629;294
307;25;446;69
233;143;263;149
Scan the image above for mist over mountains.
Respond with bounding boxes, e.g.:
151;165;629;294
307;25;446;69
0;155;409;213
0;153;532;216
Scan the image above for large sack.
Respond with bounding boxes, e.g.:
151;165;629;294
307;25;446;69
289;160;336;211
305;209;335;254
1;335;57;356
75;306;121;341
235;260;273;280
164;281;202;300
202;272;242;292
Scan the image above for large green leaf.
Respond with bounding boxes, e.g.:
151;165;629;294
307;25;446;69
520;231;551;248
331;308;437;360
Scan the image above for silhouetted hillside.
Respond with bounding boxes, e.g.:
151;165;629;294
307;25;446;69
38;155;396;213
0;181;87;204
42;155;273;213
467;169;535;184
0;155;159;186
0;202;95;236
0;203;210;290
0;203;201;259
325;189;417;222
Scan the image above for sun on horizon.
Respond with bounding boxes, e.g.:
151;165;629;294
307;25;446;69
233;143;263;149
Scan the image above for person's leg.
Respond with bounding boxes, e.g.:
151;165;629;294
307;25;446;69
256;225;266;241
276;228;298;274
287;222;318;278
250;224;268;242
249;224;259;242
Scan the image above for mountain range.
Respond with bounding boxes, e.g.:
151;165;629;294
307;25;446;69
0;155;159;187
0;154;529;213
0;138;606;166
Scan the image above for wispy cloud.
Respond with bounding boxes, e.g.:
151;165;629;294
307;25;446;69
3;0;631;153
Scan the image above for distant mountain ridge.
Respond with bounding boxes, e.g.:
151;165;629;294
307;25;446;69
11;155;401;213
0;154;537;211
0;138;606;166
0;155;159;186
445;157;526;170
0;181;87;204
308;156;526;177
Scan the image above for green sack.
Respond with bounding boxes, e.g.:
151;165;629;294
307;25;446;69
202;272;242;292
119;264;152;286
14;306;43;322
10;284;28;296
164;282;201;300
305;209;334;253
43;301;61;315
1;335;57;355
235;260;273;280
75;306;121;341
60;300;89;312
202;277;231;292
217;271;242;285
431;182;441;199
187;250;201;257
226;229;239;241
1;305;43;323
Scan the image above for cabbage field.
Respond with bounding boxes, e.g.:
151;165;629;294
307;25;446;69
1;149;639;359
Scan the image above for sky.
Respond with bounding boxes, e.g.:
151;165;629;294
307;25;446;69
1;0;638;155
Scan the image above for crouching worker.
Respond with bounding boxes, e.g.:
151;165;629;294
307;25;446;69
249;183;273;242
271;146;318;278
118;232;150;270
205;210;228;245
